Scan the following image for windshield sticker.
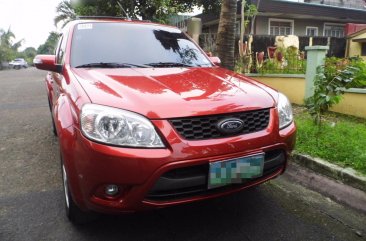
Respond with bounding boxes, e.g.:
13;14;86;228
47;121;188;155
78;24;93;30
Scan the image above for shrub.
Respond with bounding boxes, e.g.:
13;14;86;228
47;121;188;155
305;57;366;127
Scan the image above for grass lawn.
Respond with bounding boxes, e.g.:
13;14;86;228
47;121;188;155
294;106;366;175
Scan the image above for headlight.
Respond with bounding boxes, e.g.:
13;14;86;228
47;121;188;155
277;93;293;129
80;104;164;148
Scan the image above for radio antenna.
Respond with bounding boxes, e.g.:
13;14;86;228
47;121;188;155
117;1;130;20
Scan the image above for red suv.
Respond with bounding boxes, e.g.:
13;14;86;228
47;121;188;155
34;18;296;223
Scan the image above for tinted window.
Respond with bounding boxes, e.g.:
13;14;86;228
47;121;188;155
71;22;211;68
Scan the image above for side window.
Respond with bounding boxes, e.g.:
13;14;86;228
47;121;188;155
56;34;68;65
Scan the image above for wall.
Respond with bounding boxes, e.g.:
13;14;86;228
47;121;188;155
331;89;366;117
247;74;366;118
255;16;345;37
202;16;348;38
347;32;366;61
247;74;306;105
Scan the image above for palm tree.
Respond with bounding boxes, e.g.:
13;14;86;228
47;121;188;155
54;0;77;28
0;27;23;63
216;0;237;70
0;27;22;52
0;27;15;47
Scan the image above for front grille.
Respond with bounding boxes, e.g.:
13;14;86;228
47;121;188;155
169;109;270;140
146;149;285;201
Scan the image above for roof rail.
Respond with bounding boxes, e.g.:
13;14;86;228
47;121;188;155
76;16;151;23
77;16;127;20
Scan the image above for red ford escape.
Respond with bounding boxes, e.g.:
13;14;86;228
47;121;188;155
34;17;296;223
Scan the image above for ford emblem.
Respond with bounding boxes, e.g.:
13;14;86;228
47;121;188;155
217;118;244;134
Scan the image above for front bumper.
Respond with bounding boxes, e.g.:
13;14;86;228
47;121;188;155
61;108;296;213
9;64;25;67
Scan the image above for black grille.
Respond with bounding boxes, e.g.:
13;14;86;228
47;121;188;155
146;149;285;201
169;109;270;140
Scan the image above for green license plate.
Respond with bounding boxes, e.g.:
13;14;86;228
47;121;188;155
208;153;264;189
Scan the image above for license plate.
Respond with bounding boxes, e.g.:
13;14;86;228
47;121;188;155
208;153;264;189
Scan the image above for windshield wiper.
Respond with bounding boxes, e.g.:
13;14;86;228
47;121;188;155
75;62;149;68
145;62;197;68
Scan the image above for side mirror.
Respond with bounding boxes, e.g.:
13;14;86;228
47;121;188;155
33;55;61;73
209;56;221;66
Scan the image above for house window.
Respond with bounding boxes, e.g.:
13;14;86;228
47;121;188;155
362;43;366;56
324;24;344;37
306;27;318;36
269;19;294;36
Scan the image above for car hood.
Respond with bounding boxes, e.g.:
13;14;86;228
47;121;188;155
72;67;276;119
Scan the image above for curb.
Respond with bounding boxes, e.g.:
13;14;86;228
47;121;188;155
291;153;366;193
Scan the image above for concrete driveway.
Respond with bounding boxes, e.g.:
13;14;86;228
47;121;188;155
0;68;365;241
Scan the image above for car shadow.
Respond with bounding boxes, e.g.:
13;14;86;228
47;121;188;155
72;186;275;241
1;178;329;241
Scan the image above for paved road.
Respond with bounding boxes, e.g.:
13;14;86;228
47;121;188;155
0;68;365;241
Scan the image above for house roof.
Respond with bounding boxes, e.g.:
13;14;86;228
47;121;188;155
348;27;366;38
197;0;366;26
346;23;366;36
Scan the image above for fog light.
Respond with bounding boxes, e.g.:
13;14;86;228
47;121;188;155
105;185;119;196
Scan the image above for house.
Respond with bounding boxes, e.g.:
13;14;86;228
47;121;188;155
194;0;366;38
346;27;366;60
168;15;193;32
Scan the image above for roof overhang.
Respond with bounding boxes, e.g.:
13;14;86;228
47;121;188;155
352;38;366;43
257;12;363;24
255;0;366;23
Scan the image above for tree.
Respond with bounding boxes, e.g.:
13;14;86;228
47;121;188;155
37;32;60;55
0;27;23;64
70;0;124;19
21;47;37;65
216;0;237;70
54;0;77;28
0;28;15;47
55;0;205;25
23;47;37;57
128;0;197;22
197;0;221;14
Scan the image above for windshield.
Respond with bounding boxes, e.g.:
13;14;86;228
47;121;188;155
71;22;212;68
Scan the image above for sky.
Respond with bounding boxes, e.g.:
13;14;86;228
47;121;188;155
0;0;61;50
0;0;202;51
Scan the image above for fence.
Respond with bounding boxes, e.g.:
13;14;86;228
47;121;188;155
199;33;218;55
199;34;347;58
237;52;306;74
246;45;366;118
243;35;346;58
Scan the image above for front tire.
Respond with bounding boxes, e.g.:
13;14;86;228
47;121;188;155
61;159;97;224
